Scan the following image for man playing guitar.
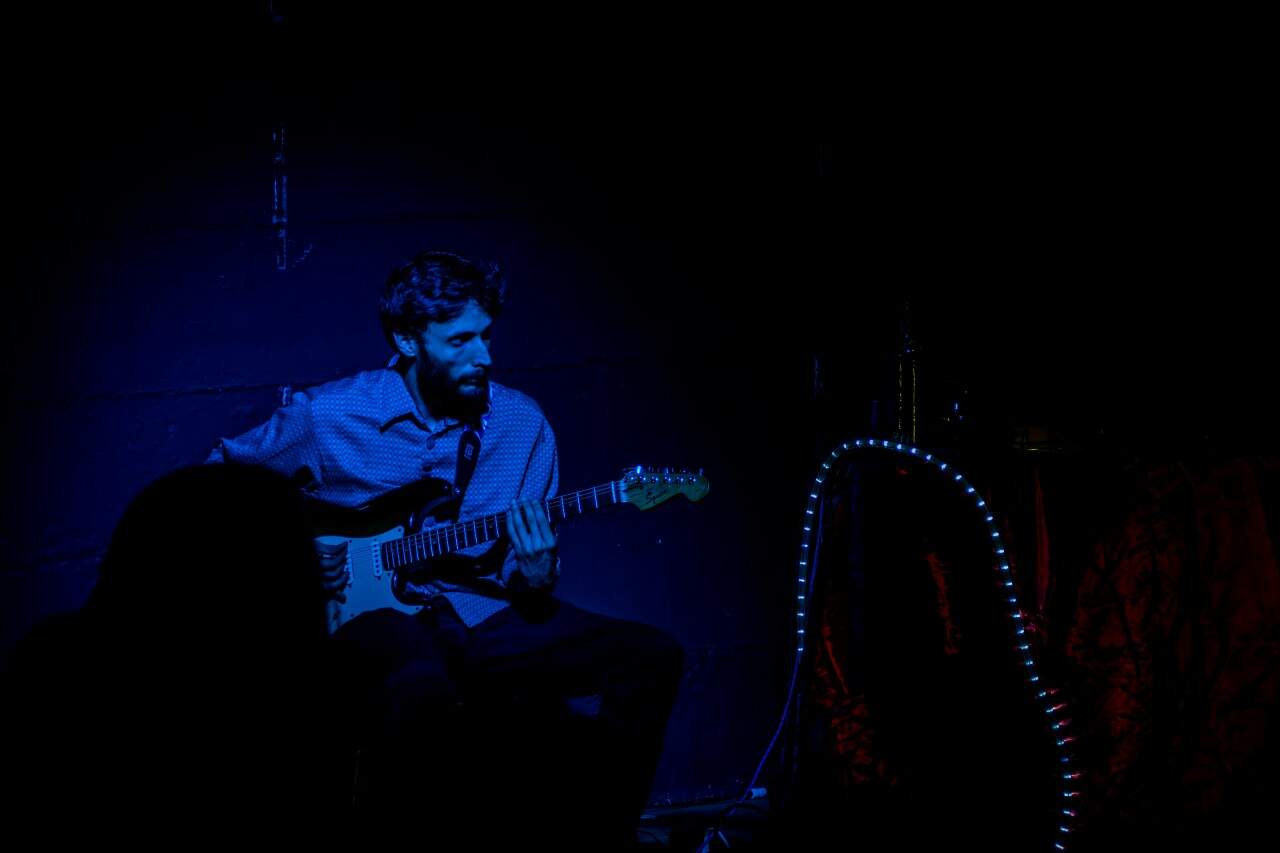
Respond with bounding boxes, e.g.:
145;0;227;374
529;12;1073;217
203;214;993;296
208;251;687;848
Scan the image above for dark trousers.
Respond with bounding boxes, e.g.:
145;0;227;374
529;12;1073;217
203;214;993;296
333;596;684;848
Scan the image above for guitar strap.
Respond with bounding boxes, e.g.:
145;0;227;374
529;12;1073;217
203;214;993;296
448;426;482;520
393;424;491;604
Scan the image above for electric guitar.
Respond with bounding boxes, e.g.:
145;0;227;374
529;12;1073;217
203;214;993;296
310;466;709;633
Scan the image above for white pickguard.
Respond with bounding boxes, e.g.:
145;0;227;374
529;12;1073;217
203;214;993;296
317;528;423;634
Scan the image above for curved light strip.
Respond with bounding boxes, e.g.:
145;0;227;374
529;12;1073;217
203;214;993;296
796;439;1080;851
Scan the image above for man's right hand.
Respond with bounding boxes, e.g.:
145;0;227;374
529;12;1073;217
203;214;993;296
314;539;349;603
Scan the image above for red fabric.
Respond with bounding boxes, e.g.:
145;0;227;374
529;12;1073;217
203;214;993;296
811;616;894;787
1065;457;1280;827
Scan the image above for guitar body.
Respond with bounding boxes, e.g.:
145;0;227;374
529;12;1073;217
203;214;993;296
306;477;502;634
303;467;711;635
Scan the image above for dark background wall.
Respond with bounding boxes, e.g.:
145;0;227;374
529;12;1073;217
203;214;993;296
1;76;835;803
2;8;1271;809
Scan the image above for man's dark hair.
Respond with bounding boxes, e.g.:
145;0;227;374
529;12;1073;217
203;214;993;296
379;250;506;347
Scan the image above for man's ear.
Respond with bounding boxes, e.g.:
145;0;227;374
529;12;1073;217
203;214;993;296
391;331;419;359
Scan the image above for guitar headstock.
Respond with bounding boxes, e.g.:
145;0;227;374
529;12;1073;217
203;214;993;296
619;466;710;510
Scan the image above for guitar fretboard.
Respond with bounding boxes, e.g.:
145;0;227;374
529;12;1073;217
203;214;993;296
380;480;624;571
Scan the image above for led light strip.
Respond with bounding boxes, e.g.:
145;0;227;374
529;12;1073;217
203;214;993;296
796;439;1081;850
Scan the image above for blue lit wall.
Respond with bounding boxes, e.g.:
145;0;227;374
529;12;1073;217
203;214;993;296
1;79;840;804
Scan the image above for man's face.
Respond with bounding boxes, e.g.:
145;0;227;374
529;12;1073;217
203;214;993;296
415;300;494;408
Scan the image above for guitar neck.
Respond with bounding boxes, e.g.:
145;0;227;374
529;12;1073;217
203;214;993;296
381;480;624;570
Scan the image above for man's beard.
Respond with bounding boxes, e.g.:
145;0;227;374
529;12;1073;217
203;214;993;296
417;359;489;420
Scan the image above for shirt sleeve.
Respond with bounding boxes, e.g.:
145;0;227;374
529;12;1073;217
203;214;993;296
499;416;560;586
205;390;325;490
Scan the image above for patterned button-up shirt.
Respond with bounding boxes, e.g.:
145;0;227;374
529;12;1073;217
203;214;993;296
207;365;559;627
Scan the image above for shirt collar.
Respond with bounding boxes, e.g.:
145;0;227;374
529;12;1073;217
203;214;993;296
377;354;490;435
